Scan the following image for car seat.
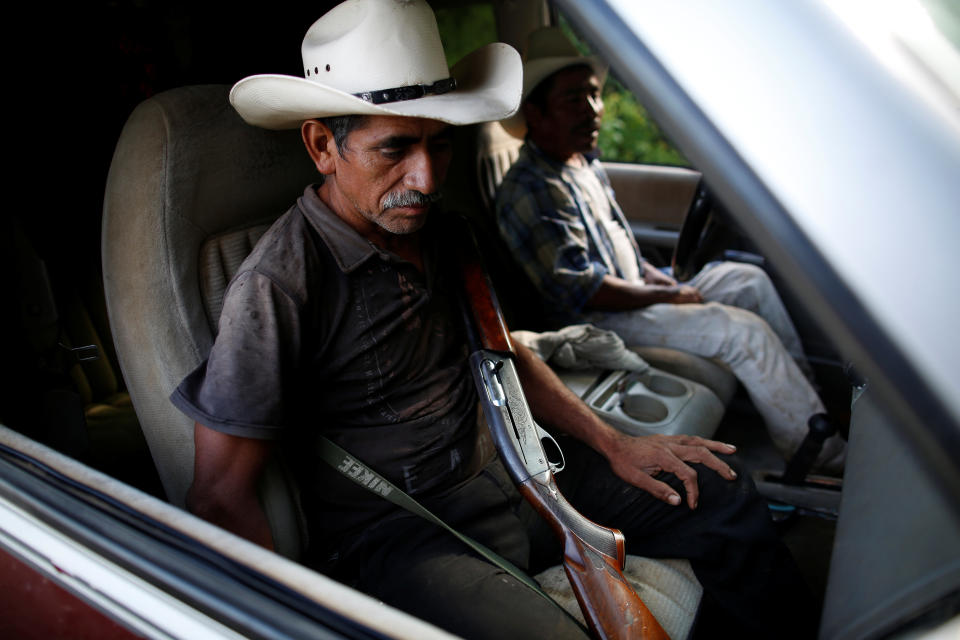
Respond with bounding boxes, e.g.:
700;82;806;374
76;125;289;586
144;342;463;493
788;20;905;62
102;84;316;557
103;85;704;638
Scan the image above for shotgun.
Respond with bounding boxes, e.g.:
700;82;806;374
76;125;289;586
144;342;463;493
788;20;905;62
456;224;669;640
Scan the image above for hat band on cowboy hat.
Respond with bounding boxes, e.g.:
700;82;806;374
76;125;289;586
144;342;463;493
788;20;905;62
354;77;457;105
230;0;522;129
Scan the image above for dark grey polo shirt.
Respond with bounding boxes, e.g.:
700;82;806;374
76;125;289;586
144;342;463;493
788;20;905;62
172;185;482;538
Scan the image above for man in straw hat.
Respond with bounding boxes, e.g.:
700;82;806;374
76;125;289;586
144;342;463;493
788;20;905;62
173;2;815;638
496;26;846;476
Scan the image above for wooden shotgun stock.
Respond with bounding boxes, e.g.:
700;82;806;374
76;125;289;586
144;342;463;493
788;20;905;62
456;223;669;640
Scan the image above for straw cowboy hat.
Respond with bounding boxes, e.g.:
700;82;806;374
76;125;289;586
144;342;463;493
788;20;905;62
230;0;522;129
501;26;608;138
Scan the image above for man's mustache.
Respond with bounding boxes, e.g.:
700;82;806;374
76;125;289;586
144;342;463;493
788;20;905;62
382;190;442;211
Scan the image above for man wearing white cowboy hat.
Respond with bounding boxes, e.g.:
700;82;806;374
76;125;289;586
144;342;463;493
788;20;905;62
172;2;815;638
496;26;846;476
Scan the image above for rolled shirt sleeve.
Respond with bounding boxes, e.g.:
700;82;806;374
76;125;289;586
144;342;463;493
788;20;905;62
171;269;303;440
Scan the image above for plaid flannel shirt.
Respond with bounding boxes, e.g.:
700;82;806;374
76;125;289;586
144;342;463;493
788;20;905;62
495;141;643;326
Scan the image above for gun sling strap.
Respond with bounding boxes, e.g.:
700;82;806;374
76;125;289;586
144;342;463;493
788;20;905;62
316;435;582;623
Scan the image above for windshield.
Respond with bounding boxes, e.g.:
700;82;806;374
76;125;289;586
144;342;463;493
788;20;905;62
827;0;960;126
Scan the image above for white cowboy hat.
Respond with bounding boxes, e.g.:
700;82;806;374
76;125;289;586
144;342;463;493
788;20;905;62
501;26;608;138
230;0;522;129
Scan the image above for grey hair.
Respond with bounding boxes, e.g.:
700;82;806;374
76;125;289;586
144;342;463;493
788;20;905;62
313;114;367;184
321;114;368;156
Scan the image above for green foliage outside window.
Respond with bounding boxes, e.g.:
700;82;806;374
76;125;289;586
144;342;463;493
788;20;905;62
435;4;498;68
598;76;688;166
435;5;688;167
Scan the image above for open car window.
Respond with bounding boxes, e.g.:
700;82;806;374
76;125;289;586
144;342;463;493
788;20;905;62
4;1;959;638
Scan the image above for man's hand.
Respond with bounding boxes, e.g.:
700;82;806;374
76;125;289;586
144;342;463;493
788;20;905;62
601;432;737;509
669;285;703;304
515;343;737;509
640;262;677;287
588;275;703;310
640;260;702;304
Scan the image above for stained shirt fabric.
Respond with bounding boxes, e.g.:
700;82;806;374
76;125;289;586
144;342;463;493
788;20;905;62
495;141;644;326
171;185;482;539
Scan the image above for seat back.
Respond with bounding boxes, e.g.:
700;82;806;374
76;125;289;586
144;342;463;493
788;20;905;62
102;85;318;557
454;121;550;331
476;121;523;214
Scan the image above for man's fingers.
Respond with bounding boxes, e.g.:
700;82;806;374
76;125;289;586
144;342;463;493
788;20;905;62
630;471;684;507
672;441;738;482
660;454;700;509
630;447;701;509
609;433;740;508
673;285;704;304
644;435;740;508
672;435;737;455
615;446;692;507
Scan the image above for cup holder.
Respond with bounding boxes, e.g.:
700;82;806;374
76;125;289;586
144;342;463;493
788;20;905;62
621;395;669;423
645;374;687;398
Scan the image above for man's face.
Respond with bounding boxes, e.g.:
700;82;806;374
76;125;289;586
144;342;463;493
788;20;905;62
323;115;453;238
527;65;604;161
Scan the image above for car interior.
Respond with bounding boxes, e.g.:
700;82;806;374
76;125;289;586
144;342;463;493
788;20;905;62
4;1;959;638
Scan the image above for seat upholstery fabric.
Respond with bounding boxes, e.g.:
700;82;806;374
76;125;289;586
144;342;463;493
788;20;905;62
102;85;318;557
200;225;272;330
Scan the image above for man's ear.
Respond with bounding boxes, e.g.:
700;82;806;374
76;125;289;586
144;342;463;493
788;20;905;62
522;101;543;136
301;119;338;176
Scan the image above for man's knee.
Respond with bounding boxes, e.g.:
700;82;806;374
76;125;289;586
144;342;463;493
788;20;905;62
666;461;778;548
699;302;776;354
727;261;766;280
671;460;757;512
718;262;775;305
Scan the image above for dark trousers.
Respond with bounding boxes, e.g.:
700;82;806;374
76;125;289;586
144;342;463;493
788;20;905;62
333;438;817;639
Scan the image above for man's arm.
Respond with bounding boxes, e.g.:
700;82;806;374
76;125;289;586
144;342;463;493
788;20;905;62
587;273;703;311
512;343;736;509
187;422;275;549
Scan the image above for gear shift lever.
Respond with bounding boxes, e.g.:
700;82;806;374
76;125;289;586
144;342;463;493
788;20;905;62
780;413;837;485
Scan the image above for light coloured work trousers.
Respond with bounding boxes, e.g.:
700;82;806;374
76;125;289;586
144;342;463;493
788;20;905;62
589;261;845;469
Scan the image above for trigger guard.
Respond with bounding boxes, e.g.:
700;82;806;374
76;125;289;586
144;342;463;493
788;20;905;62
536;424;565;474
